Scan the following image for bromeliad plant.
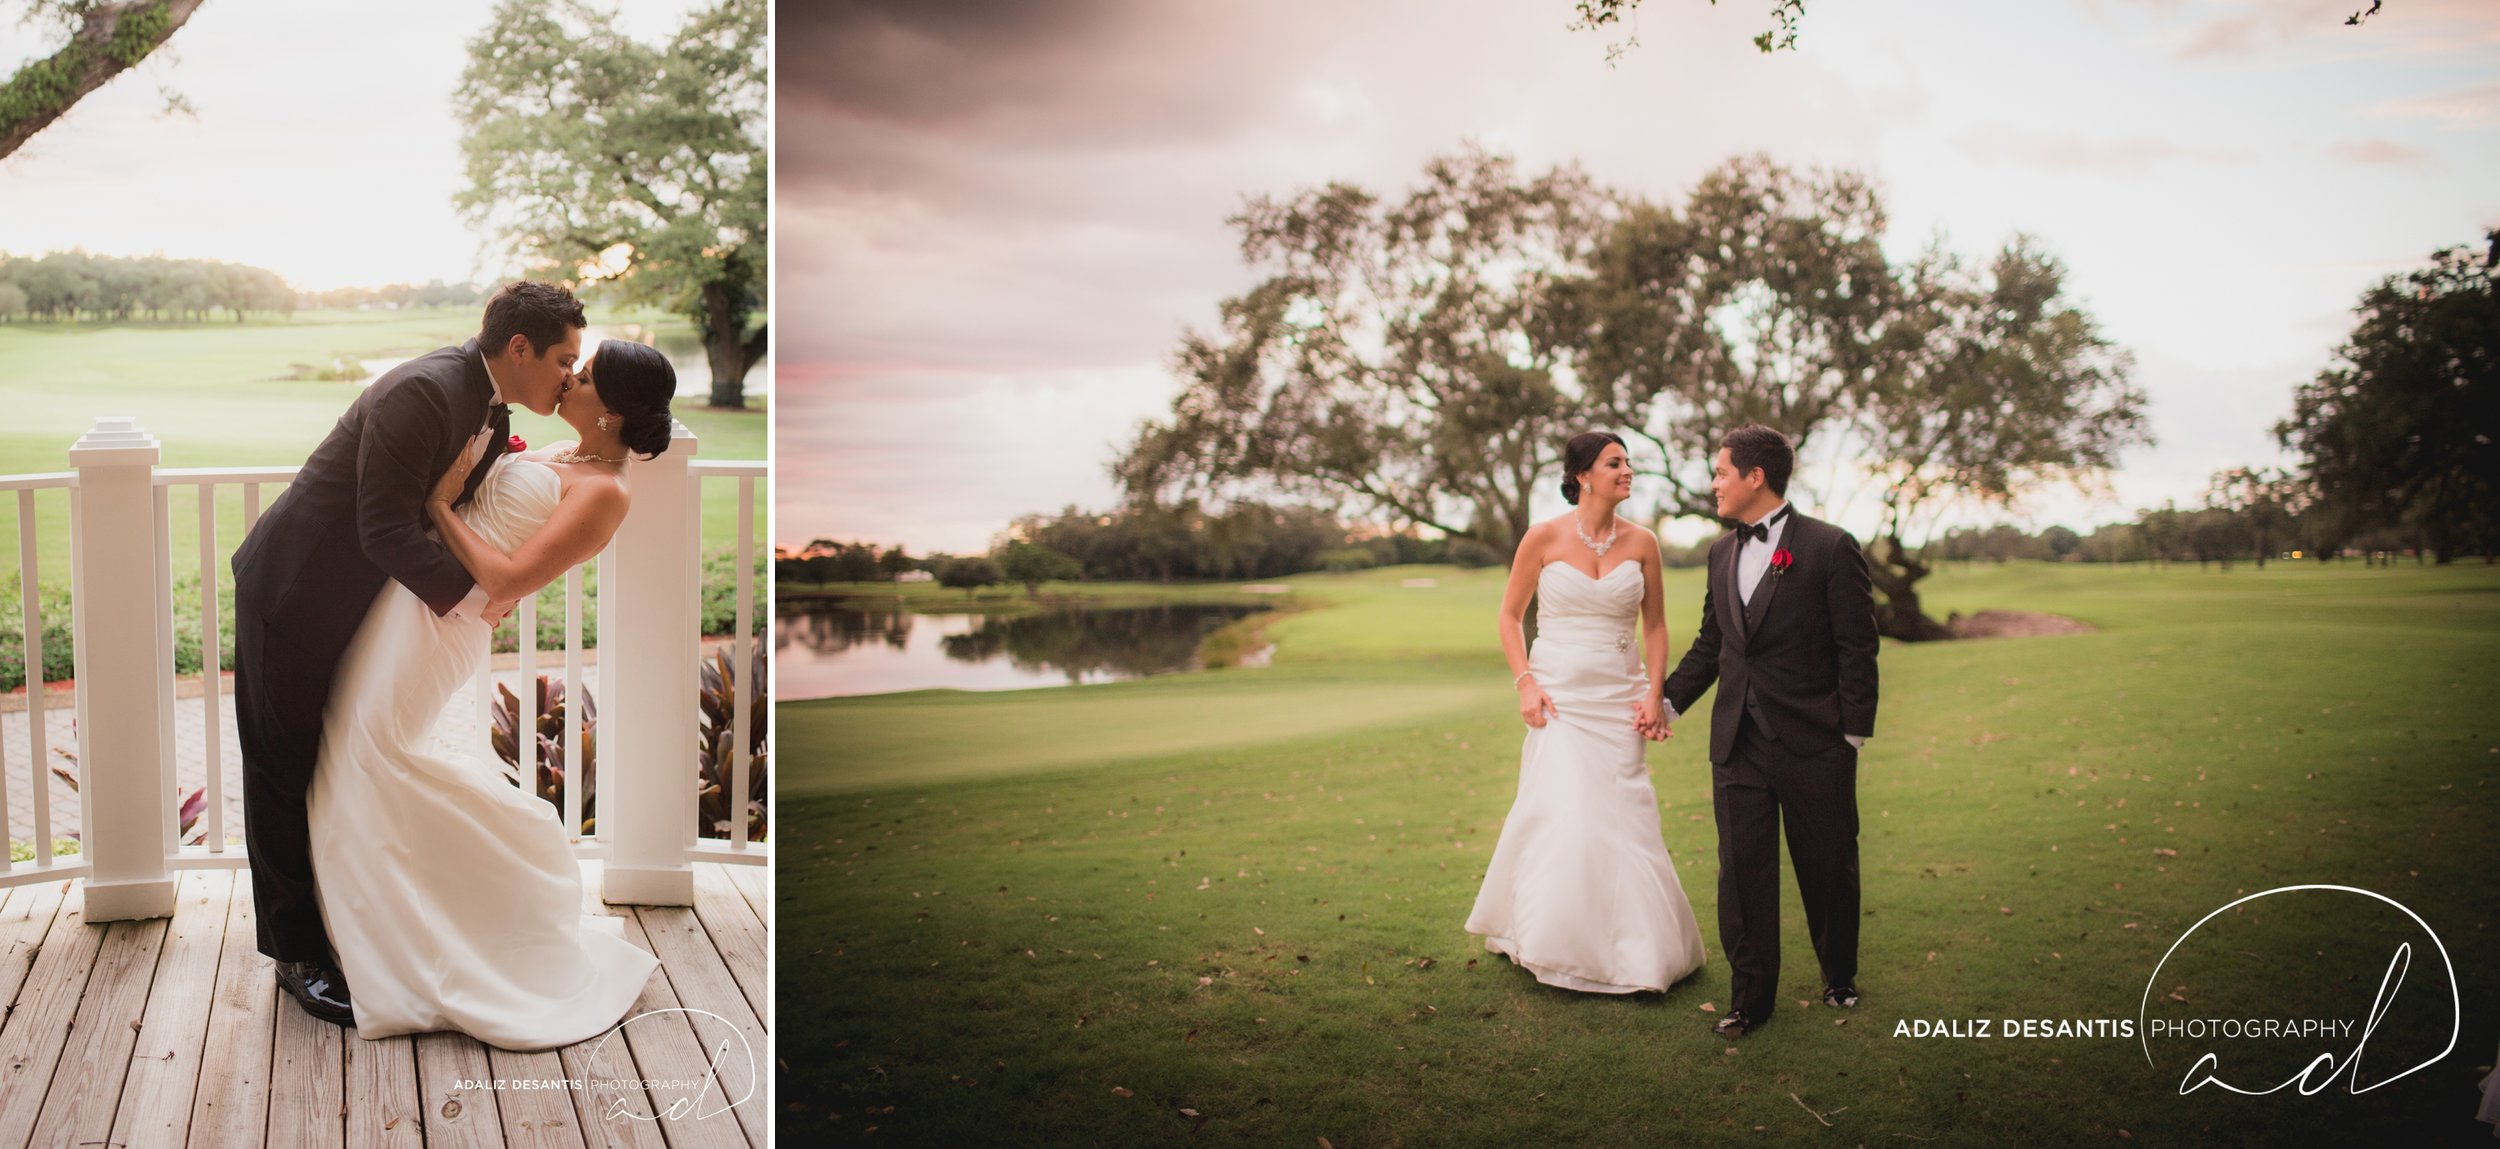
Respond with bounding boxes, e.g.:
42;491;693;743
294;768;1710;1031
697;643;768;843
486;645;768;842
490;674;599;835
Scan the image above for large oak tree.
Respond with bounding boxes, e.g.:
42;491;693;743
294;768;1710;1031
455;0;767;408
1117;145;1609;558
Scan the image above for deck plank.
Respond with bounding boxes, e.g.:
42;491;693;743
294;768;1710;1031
635;905;769;1147
343;1035;422;1146
561;865;671;1149
721;862;768;926
187;871;276;1149
601;909;754;1149
1;862;766;1149
109;870;232;1149
30;909;171;1147
266;978;346;1149
0;880;71;1020
488;1046;592;1149
415;1031;507;1149
0;879;102;1148
691;866;768;1025
554;1036;671;1149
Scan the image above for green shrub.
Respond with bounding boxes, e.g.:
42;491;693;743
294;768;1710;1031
1449;538;1504;569
1318;547;1377;572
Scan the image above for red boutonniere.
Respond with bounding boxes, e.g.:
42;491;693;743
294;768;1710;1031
1770;547;1794;576
507;433;527;454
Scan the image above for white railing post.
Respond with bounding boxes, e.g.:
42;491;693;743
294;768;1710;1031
69;418;175;920
599;420;698;906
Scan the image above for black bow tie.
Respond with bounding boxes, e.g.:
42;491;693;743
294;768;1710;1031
1735;505;1792;544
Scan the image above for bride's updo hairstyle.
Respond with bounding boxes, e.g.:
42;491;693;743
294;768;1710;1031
590;341;679;459
1559;431;1628;505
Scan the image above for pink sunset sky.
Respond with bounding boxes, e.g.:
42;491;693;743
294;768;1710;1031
779;0;2500;554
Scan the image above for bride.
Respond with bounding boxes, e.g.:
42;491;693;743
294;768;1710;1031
1464;431;1708;994
305;339;679;1050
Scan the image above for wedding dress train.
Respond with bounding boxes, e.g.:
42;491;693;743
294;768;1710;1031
308;454;658;1049
1464;559;1708;994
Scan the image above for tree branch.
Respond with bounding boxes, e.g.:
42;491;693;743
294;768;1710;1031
0;0;206;160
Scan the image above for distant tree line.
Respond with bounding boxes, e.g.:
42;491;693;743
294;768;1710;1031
0;251;493;325
1922;460;2487;569
778;500;1536;591
0;250;293;323
299;280;485;311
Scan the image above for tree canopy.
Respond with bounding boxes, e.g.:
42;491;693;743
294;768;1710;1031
1116;145;1607;557
2277;236;2498;563
1118;146;2142;639
455;0;768;408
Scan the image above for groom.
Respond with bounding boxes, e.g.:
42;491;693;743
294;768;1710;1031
229;282;584;1025
1652;424;1880;1039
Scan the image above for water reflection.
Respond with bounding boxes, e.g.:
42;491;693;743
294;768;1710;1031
777;602;1269;700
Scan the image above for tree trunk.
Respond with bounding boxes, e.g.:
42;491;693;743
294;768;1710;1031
697;279;766;409
1865;536;1955;642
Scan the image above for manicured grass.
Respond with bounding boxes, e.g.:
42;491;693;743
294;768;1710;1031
0;308;765;581
778;561;2500;1146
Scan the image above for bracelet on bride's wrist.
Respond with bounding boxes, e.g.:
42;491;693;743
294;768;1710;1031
1512;669;1534;688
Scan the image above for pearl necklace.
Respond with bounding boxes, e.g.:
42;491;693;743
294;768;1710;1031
1574;512;1619;557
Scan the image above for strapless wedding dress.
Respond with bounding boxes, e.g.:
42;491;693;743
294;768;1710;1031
307;454;658;1049
1464;560;1708;994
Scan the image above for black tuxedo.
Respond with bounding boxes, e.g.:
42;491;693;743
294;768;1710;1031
229;338;508;962
1661;507;1880;1021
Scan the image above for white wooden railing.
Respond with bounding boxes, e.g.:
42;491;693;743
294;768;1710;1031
1;417;767;921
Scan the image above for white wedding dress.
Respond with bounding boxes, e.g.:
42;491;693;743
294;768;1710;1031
307;454;658;1050
1464;560;1708;994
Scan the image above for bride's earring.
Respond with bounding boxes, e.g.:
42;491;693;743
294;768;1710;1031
596;414;615;432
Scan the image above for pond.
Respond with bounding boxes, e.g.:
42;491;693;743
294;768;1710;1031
775;601;1272;700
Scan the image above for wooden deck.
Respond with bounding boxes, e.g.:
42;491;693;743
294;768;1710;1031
0;860;770;1148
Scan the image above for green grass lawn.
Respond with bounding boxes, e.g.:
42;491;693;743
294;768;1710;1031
779;560;2500;1146
0;308;765;583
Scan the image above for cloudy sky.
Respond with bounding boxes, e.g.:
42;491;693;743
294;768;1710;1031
0;0;712;290
780;0;2500;553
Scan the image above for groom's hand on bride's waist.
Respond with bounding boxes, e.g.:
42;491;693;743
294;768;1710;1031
481;598;519;627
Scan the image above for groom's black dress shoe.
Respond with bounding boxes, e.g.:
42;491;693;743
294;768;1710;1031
276;959;355;1027
1712;1009;1757;1038
1823;984;1860;1009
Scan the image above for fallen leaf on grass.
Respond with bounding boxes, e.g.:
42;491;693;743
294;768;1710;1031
1112;1086;1133;1098
1699;1002;1717;1013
